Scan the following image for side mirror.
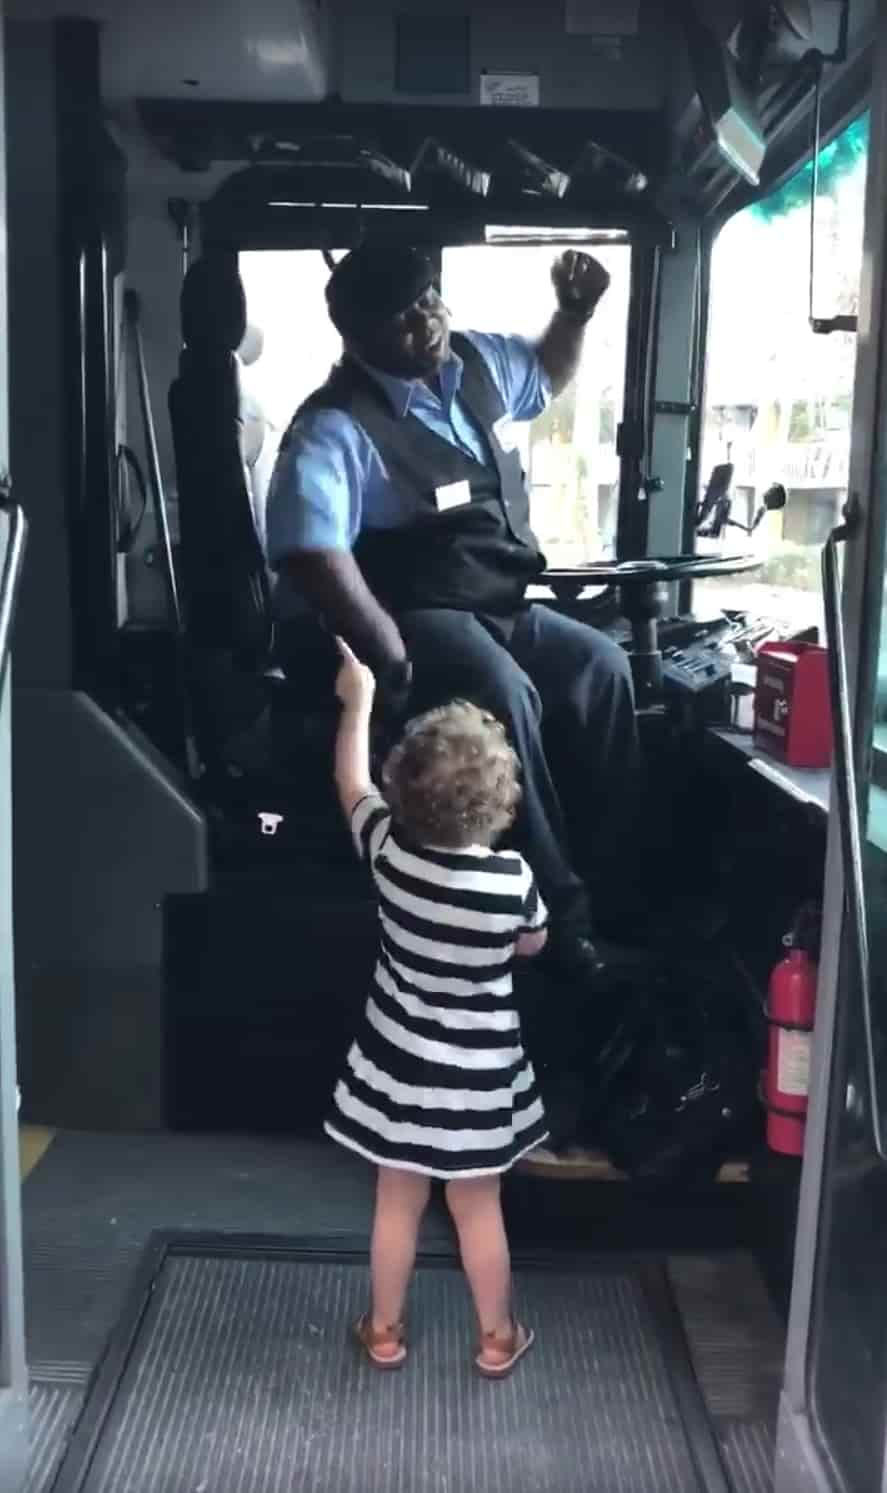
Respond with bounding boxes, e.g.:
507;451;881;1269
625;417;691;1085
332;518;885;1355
763;482;787;512
749;482;788;533
697;469;789;538
696;462;735;537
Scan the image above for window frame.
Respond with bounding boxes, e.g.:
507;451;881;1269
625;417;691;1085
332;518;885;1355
685;104;872;621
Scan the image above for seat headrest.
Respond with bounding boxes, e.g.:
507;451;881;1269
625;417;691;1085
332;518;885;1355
239;323;264;367
181;257;247;353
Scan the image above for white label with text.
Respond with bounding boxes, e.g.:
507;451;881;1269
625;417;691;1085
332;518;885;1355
777;1029;811;1098
435;480;472;512
480;73;540;108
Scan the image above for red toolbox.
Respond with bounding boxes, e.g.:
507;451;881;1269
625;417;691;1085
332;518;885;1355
754;642;833;769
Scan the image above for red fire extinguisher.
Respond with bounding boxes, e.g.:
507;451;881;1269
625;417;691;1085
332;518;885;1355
766;910;819;1157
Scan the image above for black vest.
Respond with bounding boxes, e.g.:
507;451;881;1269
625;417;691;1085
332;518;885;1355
291;333;546;616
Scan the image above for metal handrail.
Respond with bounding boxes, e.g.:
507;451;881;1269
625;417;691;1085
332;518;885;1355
822;499;887;1162
0;496;27;700
123;288;200;780
123;288;182;636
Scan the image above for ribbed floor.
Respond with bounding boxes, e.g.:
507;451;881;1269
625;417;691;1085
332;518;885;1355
722;1422;777;1493
58;1250;718;1493
25;1383;83;1493
24;1136;784;1493
668;1253;782;1492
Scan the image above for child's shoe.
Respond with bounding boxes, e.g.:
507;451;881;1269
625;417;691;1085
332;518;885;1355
475;1320;534;1379
354;1314;407;1369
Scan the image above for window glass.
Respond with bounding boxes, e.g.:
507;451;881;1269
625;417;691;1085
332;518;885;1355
238;249;344;462
239;242;632;569
443;242;632;565
695;113;869;633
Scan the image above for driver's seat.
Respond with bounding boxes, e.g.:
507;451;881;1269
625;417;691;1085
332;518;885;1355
169;256;273;773
168;256;344;857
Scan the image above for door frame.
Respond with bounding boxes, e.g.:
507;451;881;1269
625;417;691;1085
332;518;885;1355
0;0;30;1484
776;10;887;1491
0;634;28;1490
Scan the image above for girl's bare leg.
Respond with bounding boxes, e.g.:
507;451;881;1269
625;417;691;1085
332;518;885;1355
370;1166;431;1332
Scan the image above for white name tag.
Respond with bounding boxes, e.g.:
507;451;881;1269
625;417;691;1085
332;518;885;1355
435;479;472;512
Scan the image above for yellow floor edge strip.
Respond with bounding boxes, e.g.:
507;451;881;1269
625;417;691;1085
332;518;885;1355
19;1126;55;1181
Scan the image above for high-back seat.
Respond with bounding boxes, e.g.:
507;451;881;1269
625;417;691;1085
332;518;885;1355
168;256;277;776
237;321;279;554
168;256;357;867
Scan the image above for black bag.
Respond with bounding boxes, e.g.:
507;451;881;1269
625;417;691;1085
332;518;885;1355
586;964;760;1181
518;963;660;1152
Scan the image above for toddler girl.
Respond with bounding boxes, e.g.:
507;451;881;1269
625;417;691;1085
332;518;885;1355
326;640;548;1378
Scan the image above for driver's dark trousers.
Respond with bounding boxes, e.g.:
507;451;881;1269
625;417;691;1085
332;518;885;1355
398;604;641;938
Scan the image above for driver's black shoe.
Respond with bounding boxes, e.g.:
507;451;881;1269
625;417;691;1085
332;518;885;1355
546;934;606;984
547;933;654;987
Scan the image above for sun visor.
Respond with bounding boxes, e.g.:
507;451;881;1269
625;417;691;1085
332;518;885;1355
682;10;766;186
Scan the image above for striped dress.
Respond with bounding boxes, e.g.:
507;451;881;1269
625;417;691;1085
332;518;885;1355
325;793;549;1179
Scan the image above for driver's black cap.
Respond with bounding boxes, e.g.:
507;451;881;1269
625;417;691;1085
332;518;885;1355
325;244;435;341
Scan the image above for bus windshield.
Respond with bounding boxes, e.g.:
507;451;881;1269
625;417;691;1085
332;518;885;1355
696;112;870;635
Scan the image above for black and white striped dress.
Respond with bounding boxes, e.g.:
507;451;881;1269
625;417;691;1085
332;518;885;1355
325;793;549;1179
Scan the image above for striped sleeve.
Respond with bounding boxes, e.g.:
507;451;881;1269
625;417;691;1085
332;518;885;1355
351;793;392;865
519;865;548;933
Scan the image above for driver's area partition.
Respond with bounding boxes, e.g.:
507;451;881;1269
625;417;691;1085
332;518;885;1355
13;690;208;1132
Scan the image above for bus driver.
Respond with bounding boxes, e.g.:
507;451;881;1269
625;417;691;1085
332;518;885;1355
267;242;640;983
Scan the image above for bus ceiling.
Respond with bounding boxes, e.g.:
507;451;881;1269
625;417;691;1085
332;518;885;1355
2;0;329;104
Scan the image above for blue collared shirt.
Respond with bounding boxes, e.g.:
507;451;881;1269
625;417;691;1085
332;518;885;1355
266;331;550;577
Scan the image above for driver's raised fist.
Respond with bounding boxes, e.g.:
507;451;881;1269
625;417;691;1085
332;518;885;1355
551;250;610;321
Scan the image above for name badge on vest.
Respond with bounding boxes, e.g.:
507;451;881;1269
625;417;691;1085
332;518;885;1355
435;479;472;512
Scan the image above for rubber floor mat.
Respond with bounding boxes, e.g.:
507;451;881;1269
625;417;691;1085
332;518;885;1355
25;1383;83;1493
51;1237;733;1493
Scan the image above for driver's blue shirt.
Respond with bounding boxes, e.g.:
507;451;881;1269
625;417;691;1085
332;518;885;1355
266;331;550;615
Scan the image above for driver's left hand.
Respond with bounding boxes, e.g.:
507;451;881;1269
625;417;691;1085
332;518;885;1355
551;250;611;320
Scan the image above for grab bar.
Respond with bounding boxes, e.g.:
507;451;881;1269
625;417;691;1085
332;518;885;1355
123;288;200;779
0;492;28;700
123;289;182;635
822;498;887;1162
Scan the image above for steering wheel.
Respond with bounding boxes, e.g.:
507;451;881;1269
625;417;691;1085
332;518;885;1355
544;553;762;600
544;552;763;706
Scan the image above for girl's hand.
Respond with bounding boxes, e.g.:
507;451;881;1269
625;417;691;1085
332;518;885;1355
335;637;376;712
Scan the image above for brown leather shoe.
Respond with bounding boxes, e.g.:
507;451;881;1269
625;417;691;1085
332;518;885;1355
475;1320;535;1379
354;1314;407;1370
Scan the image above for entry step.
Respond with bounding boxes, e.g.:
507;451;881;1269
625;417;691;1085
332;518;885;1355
518;1145;750;1183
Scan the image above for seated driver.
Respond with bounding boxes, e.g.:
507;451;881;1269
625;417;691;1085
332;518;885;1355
266;241;640;981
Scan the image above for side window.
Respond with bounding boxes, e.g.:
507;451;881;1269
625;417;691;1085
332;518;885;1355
695;113;869;634
238;248;345;443
442;239;632;566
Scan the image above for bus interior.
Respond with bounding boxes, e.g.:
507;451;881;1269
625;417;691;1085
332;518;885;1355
2;1;886;1490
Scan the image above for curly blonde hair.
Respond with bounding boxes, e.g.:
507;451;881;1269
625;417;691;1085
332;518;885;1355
383;700;521;849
